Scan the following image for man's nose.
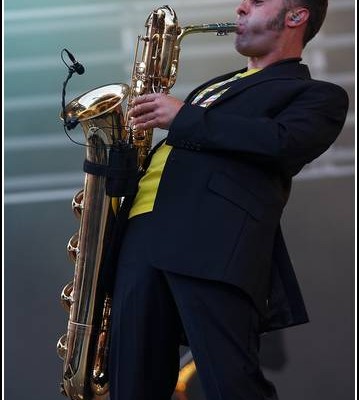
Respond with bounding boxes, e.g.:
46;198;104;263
235;0;249;16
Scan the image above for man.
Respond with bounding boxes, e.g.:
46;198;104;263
109;0;349;399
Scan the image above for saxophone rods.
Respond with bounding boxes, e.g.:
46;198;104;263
57;5;236;400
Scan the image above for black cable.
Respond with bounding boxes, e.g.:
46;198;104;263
60;48;133;150
60;49;105;148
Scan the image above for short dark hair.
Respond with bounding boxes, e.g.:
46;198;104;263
285;0;328;45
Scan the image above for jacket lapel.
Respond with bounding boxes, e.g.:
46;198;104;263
190;59;311;108
185;69;247;104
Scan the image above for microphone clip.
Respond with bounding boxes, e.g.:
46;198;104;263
69;62;85;76
65;116;79;130
63;48;85;75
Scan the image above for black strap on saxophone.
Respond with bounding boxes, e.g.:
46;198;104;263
83;147;138;198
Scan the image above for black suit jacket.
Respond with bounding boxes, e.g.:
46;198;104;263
142;58;348;332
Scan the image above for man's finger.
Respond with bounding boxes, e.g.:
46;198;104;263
132;93;159;106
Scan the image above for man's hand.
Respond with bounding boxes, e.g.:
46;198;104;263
128;93;185;131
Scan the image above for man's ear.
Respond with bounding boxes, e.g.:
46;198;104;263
287;8;309;27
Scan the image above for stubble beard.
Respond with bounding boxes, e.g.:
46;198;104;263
235;7;288;56
266;7;288;31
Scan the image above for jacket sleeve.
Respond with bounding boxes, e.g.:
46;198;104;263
166;82;349;177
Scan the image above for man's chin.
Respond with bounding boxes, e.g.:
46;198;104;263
235;38;252;56
235;45;254;57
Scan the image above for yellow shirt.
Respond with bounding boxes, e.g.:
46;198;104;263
128;142;172;218
128;68;261;219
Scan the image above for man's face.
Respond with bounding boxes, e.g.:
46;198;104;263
235;0;290;57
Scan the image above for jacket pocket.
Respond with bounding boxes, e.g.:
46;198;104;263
207;171;264;221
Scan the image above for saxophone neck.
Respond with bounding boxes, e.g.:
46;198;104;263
167;22;237;93
178;22;237;43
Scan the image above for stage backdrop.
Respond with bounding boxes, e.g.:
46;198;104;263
4;1;355;399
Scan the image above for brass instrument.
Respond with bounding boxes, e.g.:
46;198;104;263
57;5;236;400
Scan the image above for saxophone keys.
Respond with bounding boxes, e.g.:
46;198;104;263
67;232;80;262
59;382;67;397
135;79;145;95
136;61;146;74
61;281;74;312
72;189;84;219
56;334;68;360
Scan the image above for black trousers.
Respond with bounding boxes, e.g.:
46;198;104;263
109;213;278;400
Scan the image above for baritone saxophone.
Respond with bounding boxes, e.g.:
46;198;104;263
57;5;236;400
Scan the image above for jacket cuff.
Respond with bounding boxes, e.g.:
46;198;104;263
167;103;206;150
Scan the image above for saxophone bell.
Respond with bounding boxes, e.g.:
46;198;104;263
61;83;130;145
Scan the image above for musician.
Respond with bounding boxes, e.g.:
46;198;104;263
109;0;349;399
